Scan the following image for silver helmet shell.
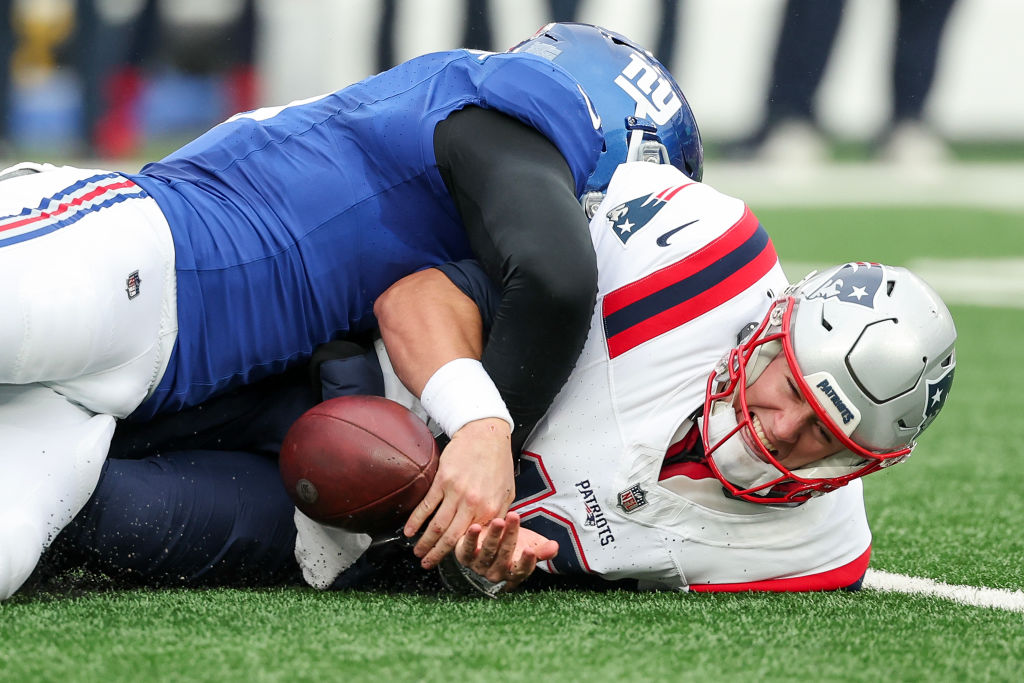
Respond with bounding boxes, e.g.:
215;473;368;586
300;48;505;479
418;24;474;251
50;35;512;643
788;263;956;455
702;262;956;504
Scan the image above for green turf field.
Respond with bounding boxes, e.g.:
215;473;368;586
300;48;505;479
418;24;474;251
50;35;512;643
2;205;1022;682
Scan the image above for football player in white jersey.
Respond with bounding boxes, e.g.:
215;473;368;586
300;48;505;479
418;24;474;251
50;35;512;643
373;160;956;594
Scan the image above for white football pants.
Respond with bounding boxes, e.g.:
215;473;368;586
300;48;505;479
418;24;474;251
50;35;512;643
0;385;115;599
0;163;178;599
0;163;178;417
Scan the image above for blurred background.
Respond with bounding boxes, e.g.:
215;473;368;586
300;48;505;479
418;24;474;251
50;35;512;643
1;0;1022;174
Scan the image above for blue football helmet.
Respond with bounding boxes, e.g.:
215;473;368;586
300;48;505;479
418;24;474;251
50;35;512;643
510;22;703;210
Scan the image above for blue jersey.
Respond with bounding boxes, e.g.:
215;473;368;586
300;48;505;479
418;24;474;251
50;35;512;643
128;50;603;419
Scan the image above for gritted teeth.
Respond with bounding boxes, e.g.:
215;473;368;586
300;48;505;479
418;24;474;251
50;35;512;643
750;413;777;454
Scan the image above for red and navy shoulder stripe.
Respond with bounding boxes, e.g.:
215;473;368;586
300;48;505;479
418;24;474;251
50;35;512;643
602;206;777;359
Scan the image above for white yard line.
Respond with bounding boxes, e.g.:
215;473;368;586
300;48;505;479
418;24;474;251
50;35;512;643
706;161;1024;210
863;569;1024;613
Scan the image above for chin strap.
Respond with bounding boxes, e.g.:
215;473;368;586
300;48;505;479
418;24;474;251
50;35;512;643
437;553;507;599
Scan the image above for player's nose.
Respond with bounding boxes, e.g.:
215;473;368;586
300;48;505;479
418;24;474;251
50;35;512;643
773;404;816;443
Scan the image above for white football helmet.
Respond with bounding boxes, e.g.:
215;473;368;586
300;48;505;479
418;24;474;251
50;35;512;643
702;263;957;504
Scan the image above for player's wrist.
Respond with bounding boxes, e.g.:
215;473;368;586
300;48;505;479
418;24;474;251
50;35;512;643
452;417;511;439
420;358;514;437
437;552;507;599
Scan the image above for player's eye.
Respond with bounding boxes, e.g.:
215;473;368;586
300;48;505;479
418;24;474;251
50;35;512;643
816;422;834;444
787;378;801;399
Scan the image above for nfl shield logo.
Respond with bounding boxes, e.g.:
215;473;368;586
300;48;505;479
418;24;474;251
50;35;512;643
617;484;648;513
125;270;141;300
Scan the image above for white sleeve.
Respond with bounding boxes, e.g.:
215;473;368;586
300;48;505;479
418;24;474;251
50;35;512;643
0;385;114;600
292;509;372;590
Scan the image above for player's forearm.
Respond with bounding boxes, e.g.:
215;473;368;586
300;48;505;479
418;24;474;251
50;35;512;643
481;248;595;452
374;267;485;398
434;107;598;453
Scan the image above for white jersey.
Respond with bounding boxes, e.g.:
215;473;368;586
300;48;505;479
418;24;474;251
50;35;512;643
300;162;872;592
509;162;871;591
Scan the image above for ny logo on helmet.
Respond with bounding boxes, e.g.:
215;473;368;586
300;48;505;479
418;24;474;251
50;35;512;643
806;262;884;309
614;54;681;126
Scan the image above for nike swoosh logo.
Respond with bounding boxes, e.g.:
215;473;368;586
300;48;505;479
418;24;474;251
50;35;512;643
656;220;699;247
577;84;601;129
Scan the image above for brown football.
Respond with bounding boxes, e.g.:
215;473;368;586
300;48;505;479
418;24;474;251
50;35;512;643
279;395;439;535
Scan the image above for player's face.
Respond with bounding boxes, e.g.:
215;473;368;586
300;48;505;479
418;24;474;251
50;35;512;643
738;354;842;469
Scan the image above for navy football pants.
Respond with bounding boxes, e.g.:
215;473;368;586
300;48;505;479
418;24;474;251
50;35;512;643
47;346;387;588
57;449;301;586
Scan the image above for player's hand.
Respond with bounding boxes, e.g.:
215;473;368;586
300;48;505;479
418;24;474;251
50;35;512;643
455;512;559;590
404;417;515;569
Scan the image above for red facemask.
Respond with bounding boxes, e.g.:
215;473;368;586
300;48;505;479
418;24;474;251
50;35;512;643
700;296;911;505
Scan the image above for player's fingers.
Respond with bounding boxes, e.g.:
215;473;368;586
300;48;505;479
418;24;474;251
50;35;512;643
493;513;520;568
455;524;483;566
473;518;505;571
413;497;455;560
404;483;444;539
421;508;474;569
534;539;559;562
505;547;537;589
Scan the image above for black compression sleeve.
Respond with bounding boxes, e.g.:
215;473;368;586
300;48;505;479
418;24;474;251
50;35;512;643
434;106;598;455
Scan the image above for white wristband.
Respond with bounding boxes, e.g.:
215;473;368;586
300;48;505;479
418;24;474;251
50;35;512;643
419;358;514;437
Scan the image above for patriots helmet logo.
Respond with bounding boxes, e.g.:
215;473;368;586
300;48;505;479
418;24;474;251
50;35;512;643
606;192;670;244
920;366;954;434
805;262;884;308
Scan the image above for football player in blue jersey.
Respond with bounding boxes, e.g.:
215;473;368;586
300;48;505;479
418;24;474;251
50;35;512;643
0;23;704;600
